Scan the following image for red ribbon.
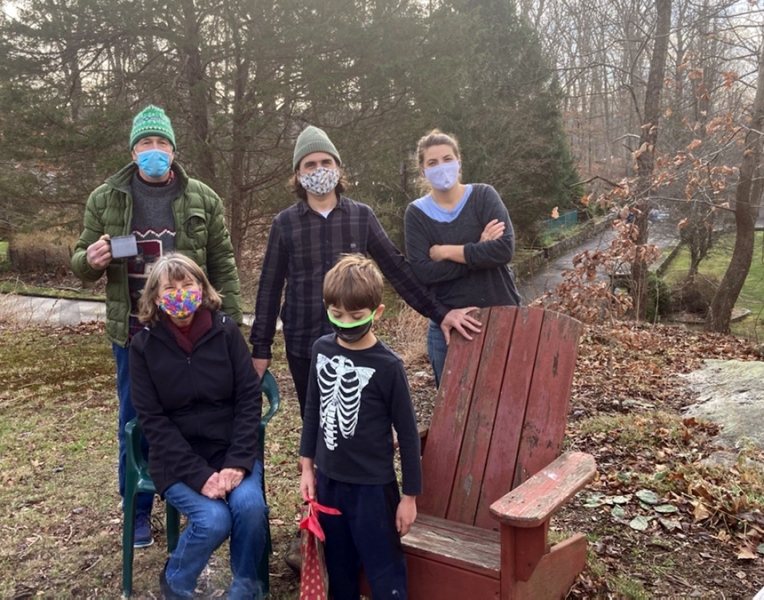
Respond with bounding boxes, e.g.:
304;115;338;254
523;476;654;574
299;497;341;542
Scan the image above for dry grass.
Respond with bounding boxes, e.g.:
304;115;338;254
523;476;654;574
4;312;764;597
0;319;305;598
8;230;76;273
381;302;429;365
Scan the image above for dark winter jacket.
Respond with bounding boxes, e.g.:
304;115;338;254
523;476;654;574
71;162;242;346
129;309;261;496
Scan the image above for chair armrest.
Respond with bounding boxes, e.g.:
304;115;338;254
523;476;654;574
260;370;280;426
393;425;429;450
419;425;429;454
489;452;596;528
125;418;149;471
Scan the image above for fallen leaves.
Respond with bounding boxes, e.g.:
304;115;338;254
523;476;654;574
568;320;764;592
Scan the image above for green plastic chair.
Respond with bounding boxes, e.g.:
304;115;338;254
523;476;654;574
122;370;280;597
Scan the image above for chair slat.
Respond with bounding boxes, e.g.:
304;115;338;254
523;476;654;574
512;310;582;489
475;306;546;529
447;307;516;525
418;308;487;517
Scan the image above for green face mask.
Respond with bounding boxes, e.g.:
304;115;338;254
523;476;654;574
327;310;376;343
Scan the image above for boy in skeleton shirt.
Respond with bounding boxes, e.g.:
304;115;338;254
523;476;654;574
299;254;422;600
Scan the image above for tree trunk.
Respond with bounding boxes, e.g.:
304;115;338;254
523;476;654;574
631;0;672;320
705;27;764;333
227;13;250;265
179;0;216;185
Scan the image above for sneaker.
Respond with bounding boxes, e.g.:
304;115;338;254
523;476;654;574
134;512;154;548
284;531;301;574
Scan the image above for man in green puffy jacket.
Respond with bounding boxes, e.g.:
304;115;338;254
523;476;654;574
71;105;242;548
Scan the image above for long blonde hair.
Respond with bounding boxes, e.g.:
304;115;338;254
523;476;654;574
137;253;222;325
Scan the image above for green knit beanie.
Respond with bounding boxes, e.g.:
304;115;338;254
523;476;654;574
129;105;176;150
293;126;341;171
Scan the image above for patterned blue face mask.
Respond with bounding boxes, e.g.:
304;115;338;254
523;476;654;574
424;161;460;192
136;149;172;179
299;167;341;196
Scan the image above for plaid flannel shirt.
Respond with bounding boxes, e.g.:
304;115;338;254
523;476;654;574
249;196;448;359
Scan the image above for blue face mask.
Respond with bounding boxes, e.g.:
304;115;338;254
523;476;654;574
424;161;460;192
136;149;172;179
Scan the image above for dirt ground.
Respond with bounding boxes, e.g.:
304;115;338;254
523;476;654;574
557;324;764;598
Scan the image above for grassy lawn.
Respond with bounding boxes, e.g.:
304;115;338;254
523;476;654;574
0;280;106;300
662;231;764;340
0;321;304;599
2;311;763;597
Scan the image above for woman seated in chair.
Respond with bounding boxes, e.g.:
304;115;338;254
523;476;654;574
129;253;267;599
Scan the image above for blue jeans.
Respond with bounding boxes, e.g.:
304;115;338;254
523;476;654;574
317;471;407;600
427;320;447;389
163;461;269;599
114;343;154;516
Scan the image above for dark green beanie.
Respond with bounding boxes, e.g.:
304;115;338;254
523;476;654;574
130;105;176;150
293;126;341;171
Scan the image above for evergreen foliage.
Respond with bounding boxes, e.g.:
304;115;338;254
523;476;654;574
0;0;577;249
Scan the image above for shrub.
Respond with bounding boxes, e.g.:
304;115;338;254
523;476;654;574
385;302;428;364
8;231;75;272
646;272;671;323
668;274;721;316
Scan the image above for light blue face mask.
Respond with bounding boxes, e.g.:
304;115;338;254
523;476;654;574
136;149;172;179
424;161;461;192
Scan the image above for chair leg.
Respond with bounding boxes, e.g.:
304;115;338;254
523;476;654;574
166;502;180;553
258;468;271;597
258;521;271;596
122;492;137;597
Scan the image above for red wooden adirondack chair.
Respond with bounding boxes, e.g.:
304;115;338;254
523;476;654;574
401;305;596;599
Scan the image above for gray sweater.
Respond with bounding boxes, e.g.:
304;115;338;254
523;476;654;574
404;184;520;310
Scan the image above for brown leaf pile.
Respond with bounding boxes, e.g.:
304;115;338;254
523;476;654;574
564;320;764;597
571;321;759;417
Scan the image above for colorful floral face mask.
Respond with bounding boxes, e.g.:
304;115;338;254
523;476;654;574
299;167;341;196
158;288;202;319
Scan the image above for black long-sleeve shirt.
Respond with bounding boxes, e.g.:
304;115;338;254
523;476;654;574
404;184;521;310
250;196;449;360
299;335;423;496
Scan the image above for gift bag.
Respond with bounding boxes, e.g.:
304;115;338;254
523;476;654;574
299;498;340;600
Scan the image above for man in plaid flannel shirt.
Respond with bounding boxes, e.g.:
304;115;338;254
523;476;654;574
249;125;481;415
